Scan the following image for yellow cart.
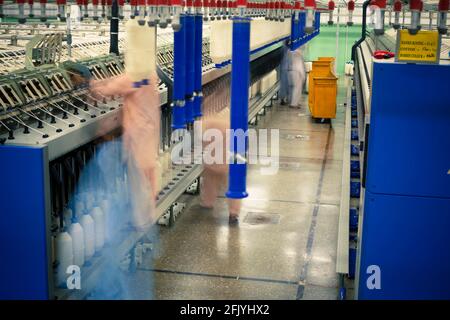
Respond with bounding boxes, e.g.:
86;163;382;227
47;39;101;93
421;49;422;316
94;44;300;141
308;57;338;120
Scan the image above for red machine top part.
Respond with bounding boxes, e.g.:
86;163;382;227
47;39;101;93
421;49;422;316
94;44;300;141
328;0;335;10
348;0;355;11
371;0;386;9
439;0;449;11
393;0;402;12
304;0;316;9
409;0;422;11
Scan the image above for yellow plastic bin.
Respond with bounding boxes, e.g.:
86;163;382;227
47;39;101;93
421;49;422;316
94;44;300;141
308;59;335;113
310;76;338;119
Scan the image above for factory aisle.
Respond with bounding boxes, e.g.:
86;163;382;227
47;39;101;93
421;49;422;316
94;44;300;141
137;79;349;300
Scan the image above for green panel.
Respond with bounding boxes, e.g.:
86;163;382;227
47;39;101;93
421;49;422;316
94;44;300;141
305;24;361;75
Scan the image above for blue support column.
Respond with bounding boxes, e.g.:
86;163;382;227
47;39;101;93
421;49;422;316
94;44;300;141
299;11;305;45
315;12;321;33
172;14;187;130
193;13;203;118
185;13;195;124
290;13;298;50
226;17;250;200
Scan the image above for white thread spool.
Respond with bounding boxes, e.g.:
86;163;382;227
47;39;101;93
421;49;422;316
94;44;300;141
91;206;105;252
55;231;73;286
100;198;111;244
69;218;85;267
80;212;95;261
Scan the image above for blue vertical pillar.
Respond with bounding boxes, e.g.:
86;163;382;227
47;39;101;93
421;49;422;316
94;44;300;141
226;17;250;199
172;14;186;130
185;13;195;125
299;11;305;44
315;12;321;33
290;13;297;50
193;12;203;118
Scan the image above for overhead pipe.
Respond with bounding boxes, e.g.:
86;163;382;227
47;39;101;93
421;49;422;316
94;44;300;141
193;0;203;119
101;0;106;18
408;0;422;35
172;0;183;30
347;0;355;26
279;0;285;22
371;0;386;35
265;0;272;20
92;0;100;20
27;0;34;18
392;0;402;30
304;0;316;33
328;0;335;25
294;0;301;22
274;0;280;21
204;0;210;20
172;13;187;130
83;0;89;18
217;0;223;19
351;0;370;61
106;0;113;19
130;0;138;18
56;0;67;22
226;0;249;200
159;0;171;28
438;0;449;34
222;0;228;19
17;0;26;23
76;0;84;20
39;0;47;21
137;0;147;24
147;0;158;26
210;0;218;20
118;0;125;19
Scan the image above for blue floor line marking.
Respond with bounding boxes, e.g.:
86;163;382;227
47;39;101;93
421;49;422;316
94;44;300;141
296;126;332;300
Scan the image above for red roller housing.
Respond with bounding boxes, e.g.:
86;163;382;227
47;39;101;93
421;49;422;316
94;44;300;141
347;0;354;26
236;0;246;17
328;1;335;11
348;0;354;11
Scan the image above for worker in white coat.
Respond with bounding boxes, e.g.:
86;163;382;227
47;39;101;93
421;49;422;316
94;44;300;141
279;41;290;106
280;43;306;108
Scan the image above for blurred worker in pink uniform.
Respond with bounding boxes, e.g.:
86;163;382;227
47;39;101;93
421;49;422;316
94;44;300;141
199;108;241;225
90;73;161;228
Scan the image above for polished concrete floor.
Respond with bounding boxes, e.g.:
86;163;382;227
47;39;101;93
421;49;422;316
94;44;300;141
138;79;349;300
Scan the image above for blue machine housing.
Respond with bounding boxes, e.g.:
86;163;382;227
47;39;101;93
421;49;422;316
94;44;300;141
356;62;450;299
290;12;320;51
0;145;53;299
172;14;187;129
